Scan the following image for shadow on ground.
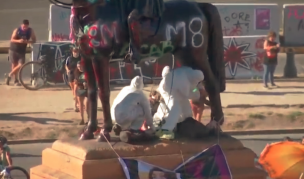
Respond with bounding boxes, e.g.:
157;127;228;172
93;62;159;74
225;91;304;96
0;112;73;124
11;153;41;158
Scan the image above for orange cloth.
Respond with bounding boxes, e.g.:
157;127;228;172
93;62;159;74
258;141;304;179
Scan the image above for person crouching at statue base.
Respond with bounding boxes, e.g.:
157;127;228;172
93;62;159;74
189;81;210;122
149;90;162;116
74;61;89;125
111;76;156;143
153;66;209;140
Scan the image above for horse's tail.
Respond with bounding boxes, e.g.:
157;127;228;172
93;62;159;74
197;3;226;92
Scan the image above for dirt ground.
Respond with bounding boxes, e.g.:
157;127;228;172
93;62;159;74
0;81;304;140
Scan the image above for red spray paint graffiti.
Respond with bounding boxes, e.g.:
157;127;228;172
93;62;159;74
222;26;243;36
251;51;265;72
52;33;70;41
87;22;119;48
251;37;266;72
287;7;304;19
255;37;265;49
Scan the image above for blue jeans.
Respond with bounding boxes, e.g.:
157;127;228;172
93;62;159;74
263;64;276;86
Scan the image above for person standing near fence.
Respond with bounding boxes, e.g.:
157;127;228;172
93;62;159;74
5;19;36;86
263;31;280;89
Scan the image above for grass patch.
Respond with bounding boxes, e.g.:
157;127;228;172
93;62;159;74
231;120;247;130
276;113;284;117
226;113;235;116
246;122;256;129
267;112;273;116
45;130;59;139
249;113;265;120
287;111;304;122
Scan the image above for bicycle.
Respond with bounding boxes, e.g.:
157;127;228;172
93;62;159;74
0;166;29;179
18;55;70;90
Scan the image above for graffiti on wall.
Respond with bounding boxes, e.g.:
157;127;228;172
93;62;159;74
52;33;70;41
224;36;266;78
221;10;251;36
216;4;279;36
283;5;304;46
50;5;71;41
34;37;268;81
32;42;182;84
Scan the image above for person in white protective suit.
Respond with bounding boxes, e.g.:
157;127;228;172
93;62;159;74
111;76;155;142
153;66;208;139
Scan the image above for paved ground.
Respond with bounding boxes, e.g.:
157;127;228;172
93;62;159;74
10;133;304;177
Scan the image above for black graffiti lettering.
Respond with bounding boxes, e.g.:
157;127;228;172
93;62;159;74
298;19;304;31
244;14;250;21
238;12;244;20
224;17;230;22
231;13;238;19
224;12;250;23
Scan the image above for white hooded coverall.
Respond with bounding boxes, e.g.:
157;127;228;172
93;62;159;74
153;66;205;131
111;76;154;130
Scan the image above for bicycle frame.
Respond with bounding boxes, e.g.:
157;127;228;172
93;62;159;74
35;55;67;84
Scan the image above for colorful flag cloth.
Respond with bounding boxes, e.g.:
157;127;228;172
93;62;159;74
119;144;232;179
119;158;182;179
174;144;232;179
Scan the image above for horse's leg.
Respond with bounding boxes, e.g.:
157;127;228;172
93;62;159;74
91;57;112;142
200;3;226;93
201;3;225;127
190;46;224;133
79;57;98;140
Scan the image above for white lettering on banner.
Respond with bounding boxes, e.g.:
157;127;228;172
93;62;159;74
189;17;204;48
165;22;186;47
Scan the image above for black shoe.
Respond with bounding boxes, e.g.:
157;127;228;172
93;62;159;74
112;124;122;136
271;83;278;88
5;75;11;85
263;85;269;89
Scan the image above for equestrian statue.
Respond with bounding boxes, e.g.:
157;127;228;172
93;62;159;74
49;0;226;142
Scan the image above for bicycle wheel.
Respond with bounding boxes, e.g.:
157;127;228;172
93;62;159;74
18;61;47;90
2;166;29;179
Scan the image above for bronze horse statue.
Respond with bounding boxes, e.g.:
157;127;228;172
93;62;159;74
49;0;226;142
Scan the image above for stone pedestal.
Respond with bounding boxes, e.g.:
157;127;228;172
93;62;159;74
30;135;267;179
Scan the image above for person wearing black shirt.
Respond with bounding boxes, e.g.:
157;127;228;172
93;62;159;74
65;47;81;112
5;19;36;86
263;31;280;88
